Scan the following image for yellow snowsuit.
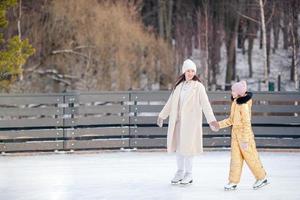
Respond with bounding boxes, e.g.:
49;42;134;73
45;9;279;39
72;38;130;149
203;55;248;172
218;92;266;184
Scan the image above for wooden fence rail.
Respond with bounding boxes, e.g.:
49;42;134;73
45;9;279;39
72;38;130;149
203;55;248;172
0;91;299;153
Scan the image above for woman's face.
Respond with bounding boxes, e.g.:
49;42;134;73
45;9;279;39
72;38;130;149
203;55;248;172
184;69;195;81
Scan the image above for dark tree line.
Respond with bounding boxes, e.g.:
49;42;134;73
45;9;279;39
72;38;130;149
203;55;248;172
2;0;299;92
141;0;300;89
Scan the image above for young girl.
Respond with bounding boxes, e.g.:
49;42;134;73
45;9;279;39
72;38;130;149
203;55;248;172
218;81;268;190
157;59;219;185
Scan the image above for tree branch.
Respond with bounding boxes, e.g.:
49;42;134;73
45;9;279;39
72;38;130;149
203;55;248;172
51;49;89;58
265;3;275;25
36;69;79;79
74;45;96;50
236;11;260;24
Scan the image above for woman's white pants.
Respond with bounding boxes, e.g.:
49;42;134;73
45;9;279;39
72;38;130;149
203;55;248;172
176;153;193;174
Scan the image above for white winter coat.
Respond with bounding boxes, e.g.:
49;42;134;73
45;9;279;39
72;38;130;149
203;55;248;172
159;81;216;156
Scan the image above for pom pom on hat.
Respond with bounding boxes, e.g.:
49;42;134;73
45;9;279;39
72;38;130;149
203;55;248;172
231;81;247;96
182;59;197;74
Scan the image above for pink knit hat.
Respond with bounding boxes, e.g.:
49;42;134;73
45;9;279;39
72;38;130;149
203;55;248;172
231;81;247;96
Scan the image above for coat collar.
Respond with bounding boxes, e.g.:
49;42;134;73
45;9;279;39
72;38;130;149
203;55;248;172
176;80;198;91
173;81;198;107
231;92;253;104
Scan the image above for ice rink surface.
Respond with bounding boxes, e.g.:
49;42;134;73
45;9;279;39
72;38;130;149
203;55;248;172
0;151;299;200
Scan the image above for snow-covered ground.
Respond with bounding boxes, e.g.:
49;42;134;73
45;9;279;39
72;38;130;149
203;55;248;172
0;151;299;200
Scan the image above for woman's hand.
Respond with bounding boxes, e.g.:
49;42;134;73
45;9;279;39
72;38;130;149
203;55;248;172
209;121;220;132
157;117;163;127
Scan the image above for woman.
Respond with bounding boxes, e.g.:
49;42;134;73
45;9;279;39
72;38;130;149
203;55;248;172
157;59;219;185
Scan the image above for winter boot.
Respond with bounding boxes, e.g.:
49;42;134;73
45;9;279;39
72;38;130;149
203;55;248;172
253;177;268;190
171;170;184;184
180;173;193;185
224;182;237;191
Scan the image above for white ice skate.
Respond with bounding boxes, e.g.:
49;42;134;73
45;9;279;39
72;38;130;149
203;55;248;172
224;182;237;191
253;178;268;190
171;170;184;184
179;173;193;185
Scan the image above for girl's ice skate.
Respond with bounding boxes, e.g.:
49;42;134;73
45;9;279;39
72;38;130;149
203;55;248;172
224;183;237;191
180;173;193;185
171;170;184;184
253;178;268;190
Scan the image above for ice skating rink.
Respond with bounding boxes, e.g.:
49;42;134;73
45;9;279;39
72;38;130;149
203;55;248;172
0;151;299;200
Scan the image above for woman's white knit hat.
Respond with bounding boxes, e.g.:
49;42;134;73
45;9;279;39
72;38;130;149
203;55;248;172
182;59;197;74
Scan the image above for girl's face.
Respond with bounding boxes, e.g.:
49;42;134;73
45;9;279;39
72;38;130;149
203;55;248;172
231;91;238;99
184;69;195;81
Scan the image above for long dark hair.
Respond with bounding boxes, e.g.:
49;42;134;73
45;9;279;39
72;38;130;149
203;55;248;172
172;74;201;90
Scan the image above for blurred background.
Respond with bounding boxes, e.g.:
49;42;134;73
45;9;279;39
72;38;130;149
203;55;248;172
0;4;299;198
0;0;299;93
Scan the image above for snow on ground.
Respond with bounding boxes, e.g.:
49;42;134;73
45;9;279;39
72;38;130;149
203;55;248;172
217;36;298;92
0;151;299;200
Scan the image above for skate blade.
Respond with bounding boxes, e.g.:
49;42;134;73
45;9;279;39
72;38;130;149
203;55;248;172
179;180;193;186
171;179;183;185
224;187;237;191
253;181;269;190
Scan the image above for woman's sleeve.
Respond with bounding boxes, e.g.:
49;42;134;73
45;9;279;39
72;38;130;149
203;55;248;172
158;93;173;120
199;84;216;123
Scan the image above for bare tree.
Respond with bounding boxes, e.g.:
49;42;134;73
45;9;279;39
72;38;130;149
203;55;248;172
289;0;299;89
272;1;280;53
247;1;259;78
197;1;210;86
282;1;290;50
224;0;244;89
258;0;268;85
17;0;22;80
158;0;173;43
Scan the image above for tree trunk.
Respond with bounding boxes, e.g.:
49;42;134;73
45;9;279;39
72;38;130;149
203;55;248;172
165;0;173;43
204;1;209;88
237;19;246;54
18;0;22;81
158;0;173;43
248;37;254;77
18;0;22;39
272;3;280;53
266;22;271;74
158;0;165;38
259;26;263;49
290;0;299;88
224;0;243;89
259;0;268;84
282;2;289;49
225;29;238;88
246;0;258;78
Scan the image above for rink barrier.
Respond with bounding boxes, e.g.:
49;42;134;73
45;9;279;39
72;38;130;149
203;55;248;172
129;91;300;149
0;91;299;152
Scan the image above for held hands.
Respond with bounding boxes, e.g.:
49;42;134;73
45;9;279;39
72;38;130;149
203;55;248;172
157;117;164;127
209;121;220;132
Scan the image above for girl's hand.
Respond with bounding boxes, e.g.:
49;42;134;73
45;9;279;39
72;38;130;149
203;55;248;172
241;142;248;150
